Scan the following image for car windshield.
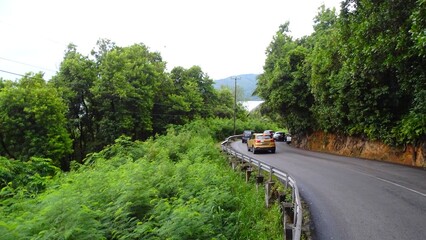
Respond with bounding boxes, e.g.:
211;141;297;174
256;135;271;140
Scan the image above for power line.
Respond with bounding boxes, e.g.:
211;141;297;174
0;56;56;73
0;69;24;77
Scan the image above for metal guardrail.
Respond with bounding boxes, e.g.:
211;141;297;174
221;135;303;240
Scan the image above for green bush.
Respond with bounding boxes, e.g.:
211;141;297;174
0;120;282;239
0;157;59;201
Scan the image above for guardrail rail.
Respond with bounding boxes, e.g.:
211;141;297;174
221;135;303;240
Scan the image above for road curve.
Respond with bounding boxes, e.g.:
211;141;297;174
231;141;426;240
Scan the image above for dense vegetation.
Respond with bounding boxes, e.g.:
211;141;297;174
0;40;249;169
0;119;282;239
0;74;72;167
256;0;425;149
3;0;424;238
0;34;282;238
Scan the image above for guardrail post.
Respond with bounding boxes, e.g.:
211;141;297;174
292;189;298;239
240;162;249;171
281;201;294;240
256;174;264;191
229;155;238;170
278;182;295;240
265;180;276;208
221;136;303;240
245;167;253;182
285;175;289;189
256;175;264;184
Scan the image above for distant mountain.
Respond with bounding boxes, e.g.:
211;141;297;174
214;74;261;100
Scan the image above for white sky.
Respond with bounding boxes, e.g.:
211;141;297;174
0;0;341;81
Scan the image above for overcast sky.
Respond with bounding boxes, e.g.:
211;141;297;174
0;0;341;81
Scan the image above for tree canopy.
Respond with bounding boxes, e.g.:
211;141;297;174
0;73;72;167
2;40;244;168
256;0;426;147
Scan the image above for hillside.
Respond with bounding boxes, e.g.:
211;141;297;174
0;119;283;239
214;74;261;101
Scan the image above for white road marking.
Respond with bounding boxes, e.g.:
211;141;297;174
375;176;426;197
350;168;426;197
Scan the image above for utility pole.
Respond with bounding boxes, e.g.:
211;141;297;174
232;76;240;136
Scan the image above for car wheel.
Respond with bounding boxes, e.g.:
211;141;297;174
271;148;276;153
247;144;250;151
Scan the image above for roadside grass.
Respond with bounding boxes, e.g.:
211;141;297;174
0;118;283;239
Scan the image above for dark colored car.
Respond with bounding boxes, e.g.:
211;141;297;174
242;130;254;143
263;130;275;138
273;131;285;141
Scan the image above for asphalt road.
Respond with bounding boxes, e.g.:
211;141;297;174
231;141;426;240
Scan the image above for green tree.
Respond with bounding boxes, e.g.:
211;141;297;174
339;0;424;141
50;43;97;162
186;66;217;117
91;43;167;146
258;1;425;146
50;39;234;157
168;66;204;125
91;38;117;64
410;0;426;57
397;0;426;152
256;23;314;134
151;73;176;134
309;6;346;133
214;86;236;118
166;66;220;125
0;73;72;168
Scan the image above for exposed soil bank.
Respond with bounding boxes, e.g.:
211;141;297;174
293;131;425;168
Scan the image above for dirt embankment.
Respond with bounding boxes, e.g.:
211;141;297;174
293;131;426;168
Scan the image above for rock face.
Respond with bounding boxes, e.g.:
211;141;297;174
294;131;425;168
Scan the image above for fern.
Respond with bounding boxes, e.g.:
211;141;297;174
1;118;282;239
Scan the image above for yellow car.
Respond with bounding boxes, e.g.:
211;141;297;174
247;133;276;154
